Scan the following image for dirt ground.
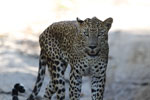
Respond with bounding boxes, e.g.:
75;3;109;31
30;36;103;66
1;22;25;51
0;30;150;100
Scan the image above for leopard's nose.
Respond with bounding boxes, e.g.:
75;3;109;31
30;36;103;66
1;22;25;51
89;46;97;49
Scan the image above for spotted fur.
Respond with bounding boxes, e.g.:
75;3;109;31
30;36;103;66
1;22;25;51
12;83;25;100
12;17;113;100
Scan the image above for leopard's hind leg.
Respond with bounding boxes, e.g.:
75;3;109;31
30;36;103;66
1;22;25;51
43;81;55;99
44;57;67;100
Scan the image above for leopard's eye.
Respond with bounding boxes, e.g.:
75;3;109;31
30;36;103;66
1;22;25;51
84;32;89;36
98;33;102;37
98;32;103;37
98;30;105;37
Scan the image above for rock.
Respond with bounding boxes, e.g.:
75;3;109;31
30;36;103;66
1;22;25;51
105;31;150;100
133;86;150;100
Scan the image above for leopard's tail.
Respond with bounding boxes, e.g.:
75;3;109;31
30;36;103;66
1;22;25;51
12;50;47;100
12;83;25;100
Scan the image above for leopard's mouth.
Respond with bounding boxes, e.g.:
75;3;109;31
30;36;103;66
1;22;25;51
85;49;100;57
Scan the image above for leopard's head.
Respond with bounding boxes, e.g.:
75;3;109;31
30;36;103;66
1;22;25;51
76;17;113;57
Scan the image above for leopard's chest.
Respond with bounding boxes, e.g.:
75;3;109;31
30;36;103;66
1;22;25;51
75;57;103;76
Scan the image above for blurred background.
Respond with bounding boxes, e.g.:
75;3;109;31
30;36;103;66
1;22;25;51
0;0;150;100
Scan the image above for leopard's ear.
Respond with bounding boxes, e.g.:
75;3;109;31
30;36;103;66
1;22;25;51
103;17;113;29
76;17;84;24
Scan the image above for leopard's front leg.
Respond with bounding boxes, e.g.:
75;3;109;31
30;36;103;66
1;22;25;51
69;67;82;100
91;70;106;100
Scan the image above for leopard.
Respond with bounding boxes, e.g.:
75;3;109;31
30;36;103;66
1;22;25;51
12;17;113;100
